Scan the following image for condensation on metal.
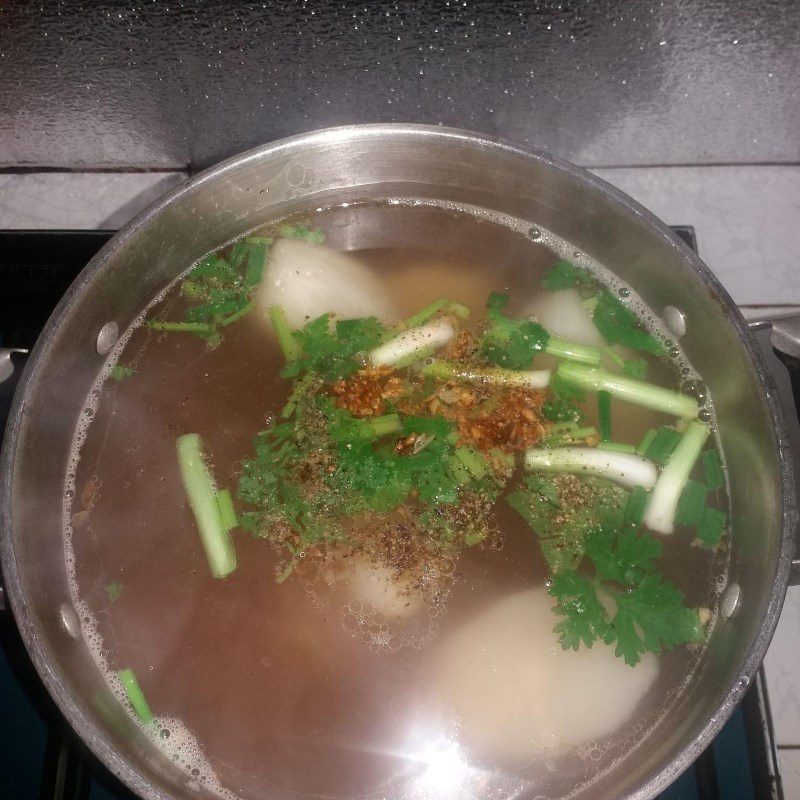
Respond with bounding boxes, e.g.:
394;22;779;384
0;1;797;169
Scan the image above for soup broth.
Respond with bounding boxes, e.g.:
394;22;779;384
66;202;729;800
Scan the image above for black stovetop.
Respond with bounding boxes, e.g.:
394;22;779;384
0;229;786;800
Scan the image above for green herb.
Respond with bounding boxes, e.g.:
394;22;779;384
598;390;612;441
117;668;154;724
507;473;627;573
674;480;708;527
544;336;602;366
278;224;325;244
110;365;136;381
623;486;650;527
542;260;595;292
281;314;387;381
542;396;582;423
697;506;727;547
636;428;658;456
215;489;238;531
702;449;725;490
644;426;682;465
550;522;703;666
592;290;665;356
176;434;237;579
105;581;123;602
598;441;637;454
481;292;550;369
623;358;649;380
269;305;300;363
149;236;273;344
556;362;699;420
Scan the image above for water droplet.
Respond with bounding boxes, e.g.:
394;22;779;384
618;287;631;298
527;227;541;240
698;409;712;423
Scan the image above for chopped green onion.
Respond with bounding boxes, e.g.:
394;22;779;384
604;346;626;369
176;434;237;578
117;668;154;724
331;413;402;442
556;362;699;420
524;447;658;490
268;305;300;362
643;421;710;534
644;427;682;465
702;449;725;490
147;321;214;334
215;489;238;531
422;359;551;390
218;302;252;327
675;480;708;527
697;507;727;547
446;300;471;319
636;428;658;456
598;441;636;454
544;336;602;366
598;390;612;441
371;319;455;367
403;297;449;328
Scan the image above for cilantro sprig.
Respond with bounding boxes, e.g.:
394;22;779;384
481;292;550;369
550;521;704;666
281;314;387;381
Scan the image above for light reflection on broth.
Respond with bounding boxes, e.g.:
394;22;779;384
64;201;728;799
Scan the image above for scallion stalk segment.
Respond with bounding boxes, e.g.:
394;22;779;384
117;668;154;724
524;446;658;490
268;305;300;362
422;359;551;390
556;362;699;420
370;319;456;367
544;336;602;366
643;421;710;534
176;434;237;578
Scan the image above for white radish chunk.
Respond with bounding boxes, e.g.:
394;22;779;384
256;238;397;330
526;288;604;347
433;588;658;763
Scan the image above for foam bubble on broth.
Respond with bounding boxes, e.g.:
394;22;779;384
61;198;730;799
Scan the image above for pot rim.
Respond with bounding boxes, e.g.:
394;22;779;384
1;122;795;800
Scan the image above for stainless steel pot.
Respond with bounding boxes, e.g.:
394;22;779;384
1;124;798;800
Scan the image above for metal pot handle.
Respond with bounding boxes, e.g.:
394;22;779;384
748;313;800;585
0;346;30;611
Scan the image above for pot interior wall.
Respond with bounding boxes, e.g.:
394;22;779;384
2;127;791;800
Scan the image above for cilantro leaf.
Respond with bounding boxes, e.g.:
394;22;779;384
542;260;595;292
608;574;703;666
283;314;387;381
592;291;665;356
549;570;611;650
481;294;550;369
584;523;662;585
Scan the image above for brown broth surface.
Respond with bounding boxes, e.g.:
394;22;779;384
68;203;724;799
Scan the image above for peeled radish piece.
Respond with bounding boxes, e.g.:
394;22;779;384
434;588;658;763
526;288;604;347
256;238;397;330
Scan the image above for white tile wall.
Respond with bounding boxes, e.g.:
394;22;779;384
1;165;799;782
